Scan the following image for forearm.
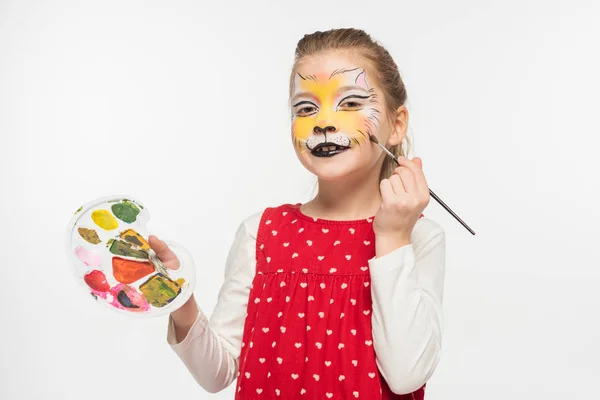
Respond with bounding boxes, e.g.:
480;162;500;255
370;229;445;394
170;294;199;343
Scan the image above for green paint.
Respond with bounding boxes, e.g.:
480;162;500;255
109;239;148;259
111;200;140;223
74;206;83;214
139;274;185;307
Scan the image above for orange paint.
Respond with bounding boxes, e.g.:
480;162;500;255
112;257;155;284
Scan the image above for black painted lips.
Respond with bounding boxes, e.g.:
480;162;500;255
310;142;350;157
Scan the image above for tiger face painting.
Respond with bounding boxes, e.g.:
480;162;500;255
290;66;382;158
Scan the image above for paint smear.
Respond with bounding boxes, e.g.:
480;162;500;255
112;256;155;284
84;270;110;292
75;246;102;267
119;229;150;251
78;227;101;244
111;200;140;223
92;209;118;230
108;239;148;259
139;274;186;307
109;284;150;312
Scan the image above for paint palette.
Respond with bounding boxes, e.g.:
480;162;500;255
66;195;196;317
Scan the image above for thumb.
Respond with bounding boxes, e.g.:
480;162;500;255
148;235;180;270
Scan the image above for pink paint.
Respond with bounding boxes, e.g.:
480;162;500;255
108;283;151;312
75;246;102;267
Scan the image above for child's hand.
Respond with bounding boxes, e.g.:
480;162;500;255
148;235;181;270
373;157;430;244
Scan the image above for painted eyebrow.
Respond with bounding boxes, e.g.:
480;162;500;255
292;100;317;108
290;92;316;105
336;85;370;94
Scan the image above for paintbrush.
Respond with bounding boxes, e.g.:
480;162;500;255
369;135;476;235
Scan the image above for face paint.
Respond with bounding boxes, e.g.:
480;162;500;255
290;67;382;157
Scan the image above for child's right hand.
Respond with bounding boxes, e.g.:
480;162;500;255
148;235;181;270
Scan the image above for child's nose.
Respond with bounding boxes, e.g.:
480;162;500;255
313;125;338;135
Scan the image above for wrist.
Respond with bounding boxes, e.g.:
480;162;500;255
375;232;411;258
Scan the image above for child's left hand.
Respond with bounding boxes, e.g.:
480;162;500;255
373;156;430;242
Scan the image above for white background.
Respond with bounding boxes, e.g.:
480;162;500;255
1;0;599;399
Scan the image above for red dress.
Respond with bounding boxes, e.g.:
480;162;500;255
235;203;426;399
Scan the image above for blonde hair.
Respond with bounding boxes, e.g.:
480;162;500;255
290;28;411;182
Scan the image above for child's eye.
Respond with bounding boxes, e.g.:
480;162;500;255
339;101;363;110
297;106;317;116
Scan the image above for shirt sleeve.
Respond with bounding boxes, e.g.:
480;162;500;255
166;211;262;393
368;217;446;395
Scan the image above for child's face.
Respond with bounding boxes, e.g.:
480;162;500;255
290;51;395;181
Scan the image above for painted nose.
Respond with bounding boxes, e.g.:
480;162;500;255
313;125;337;135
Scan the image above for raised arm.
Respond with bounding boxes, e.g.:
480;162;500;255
368;217;446;394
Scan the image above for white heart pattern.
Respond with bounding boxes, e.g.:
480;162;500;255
353;391;359;397
300;282;307;288
341;283;348;289
324;360;331;367
283;242;289;247
277;357;283;364
349;228;355;234
364;240;370;245
352;360;358;366
295;343;302;348
322;228;329;233
329;268;337;273
245;372;251;378
292;253;298;258
259;358;265;363
313;374;320;381
334;240;341;246
291;373;299;380
365;340;373;346
318;256;324;261
272;230;277;236
351;329;357;335
345;255;351;260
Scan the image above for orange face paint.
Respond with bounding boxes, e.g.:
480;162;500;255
290;68;381;154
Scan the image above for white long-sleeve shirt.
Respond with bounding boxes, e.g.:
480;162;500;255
167;210;446;395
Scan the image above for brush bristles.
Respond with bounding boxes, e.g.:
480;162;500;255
369;135;380;144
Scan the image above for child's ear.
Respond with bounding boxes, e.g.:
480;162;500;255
386;105;408;147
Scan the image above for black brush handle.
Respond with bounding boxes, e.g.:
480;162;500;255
391;157;476;235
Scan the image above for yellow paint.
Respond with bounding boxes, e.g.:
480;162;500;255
119;229;150;250
91;209;118;230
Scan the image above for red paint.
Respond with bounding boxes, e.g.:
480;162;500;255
84;270;110;292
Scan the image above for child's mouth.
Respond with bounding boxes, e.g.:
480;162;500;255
310;142;350;157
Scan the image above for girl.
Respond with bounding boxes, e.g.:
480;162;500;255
150;28;445;399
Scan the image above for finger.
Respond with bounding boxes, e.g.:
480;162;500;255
398;156;428;195
148;235;180;270
380;178;396;204
389;173;406;195
393;166;417;195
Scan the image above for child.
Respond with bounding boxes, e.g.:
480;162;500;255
150;28;445;399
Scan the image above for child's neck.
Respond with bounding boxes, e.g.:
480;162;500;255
303;172;381;221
